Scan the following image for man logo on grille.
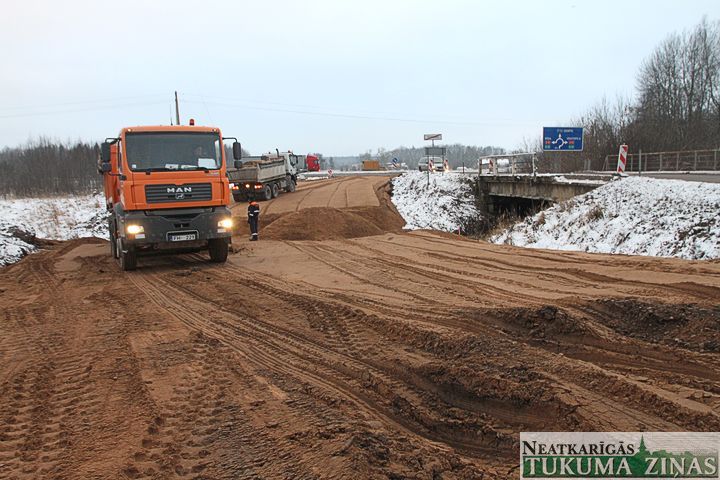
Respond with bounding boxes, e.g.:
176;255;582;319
167;186;192;194
175;192;185;200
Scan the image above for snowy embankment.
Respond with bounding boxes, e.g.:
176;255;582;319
391;171;480;231
492;177;720;260
0;194;107;266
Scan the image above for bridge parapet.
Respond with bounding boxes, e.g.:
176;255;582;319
476;174;611;214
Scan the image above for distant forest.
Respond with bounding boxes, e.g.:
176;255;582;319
0;138;101;197
351;144;504;170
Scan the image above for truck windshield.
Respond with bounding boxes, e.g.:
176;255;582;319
125;132;222;172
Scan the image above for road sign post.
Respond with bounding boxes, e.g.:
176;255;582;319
543;127;584;151
424;134;443;187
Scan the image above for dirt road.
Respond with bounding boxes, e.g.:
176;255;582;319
251;176;388;215
1;176;719;479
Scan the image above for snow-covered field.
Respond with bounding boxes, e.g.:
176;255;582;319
492;177;720;260
0;194;107;266
391;171;480;231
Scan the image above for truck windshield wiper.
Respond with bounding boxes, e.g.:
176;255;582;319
180;165;210;171
136;167;174;173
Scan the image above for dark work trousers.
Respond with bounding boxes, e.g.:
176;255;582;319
248;217;259;240
248;202;260;240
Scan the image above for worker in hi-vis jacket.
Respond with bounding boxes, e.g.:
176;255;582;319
247;199;260;241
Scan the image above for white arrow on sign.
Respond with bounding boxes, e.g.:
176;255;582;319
424;134;442;141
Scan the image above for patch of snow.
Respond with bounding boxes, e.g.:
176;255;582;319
491;177;720;260
0;225;36;267
391;171;480;232
0;193;107;266
552;175;608;185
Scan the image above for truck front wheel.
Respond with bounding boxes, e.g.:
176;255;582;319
108;219;117;258
119;239;137;271
285;176;296;192
208;238;229;263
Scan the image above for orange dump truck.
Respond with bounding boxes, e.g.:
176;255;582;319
98;124;242;270
361;160;382;171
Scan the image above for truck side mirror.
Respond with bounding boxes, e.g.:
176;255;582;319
232;142;242;160
101;142;111;163
101;162;112;173
234;160;243;169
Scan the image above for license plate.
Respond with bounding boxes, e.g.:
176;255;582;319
169;233;197;242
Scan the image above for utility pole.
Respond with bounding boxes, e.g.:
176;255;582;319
174;91;181;126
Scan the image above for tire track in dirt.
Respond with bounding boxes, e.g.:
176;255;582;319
0;252;113;479
308;241;720;429
224;235;720;435
204;260;632;440
127;268;515;458
313;241;551;306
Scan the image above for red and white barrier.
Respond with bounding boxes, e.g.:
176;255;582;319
617;144;628;173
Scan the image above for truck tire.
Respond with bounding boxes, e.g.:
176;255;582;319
285;176;296;192
271;183;280;198
262;185;272;201
119;240;137;271
208;238;229;263
108;219;117;258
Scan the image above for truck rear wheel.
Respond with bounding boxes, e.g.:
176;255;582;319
208;238;229;263
119;240;137;271
271;183;280;198
262;185;272;201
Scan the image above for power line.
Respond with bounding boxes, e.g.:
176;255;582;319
183;92;541;126
184;99;542;127
0;100;169;119
0;93;168;113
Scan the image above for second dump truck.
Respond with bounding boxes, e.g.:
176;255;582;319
227;150;299;201
98;123;242;271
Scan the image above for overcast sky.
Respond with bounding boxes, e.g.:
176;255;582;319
0;0;717;156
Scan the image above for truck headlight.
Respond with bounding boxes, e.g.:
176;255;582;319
126;224;144;235
218;218;233;229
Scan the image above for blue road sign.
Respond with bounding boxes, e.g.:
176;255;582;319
543;127;584;151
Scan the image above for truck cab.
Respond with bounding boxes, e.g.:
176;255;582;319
99;125;242;270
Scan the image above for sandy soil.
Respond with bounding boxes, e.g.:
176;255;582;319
246;177;386;216
1;176;719;479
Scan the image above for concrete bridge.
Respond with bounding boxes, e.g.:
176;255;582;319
475;173;612;215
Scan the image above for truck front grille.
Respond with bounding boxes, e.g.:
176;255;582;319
145;183;213;204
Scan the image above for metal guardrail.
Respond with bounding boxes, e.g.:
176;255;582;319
603;148;720;172
478;153;536;175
